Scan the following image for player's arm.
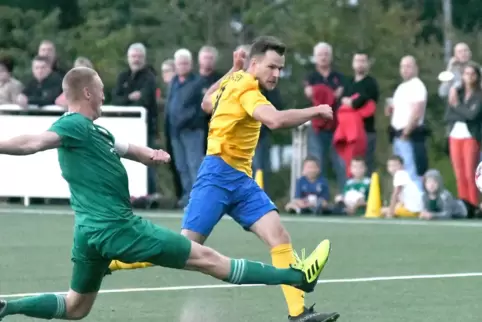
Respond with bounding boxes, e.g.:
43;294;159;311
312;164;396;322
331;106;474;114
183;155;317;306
0;131;61;155
116;141;170;166
252;104;332;130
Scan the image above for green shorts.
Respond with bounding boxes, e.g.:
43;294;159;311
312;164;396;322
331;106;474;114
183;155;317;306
70;215;192;294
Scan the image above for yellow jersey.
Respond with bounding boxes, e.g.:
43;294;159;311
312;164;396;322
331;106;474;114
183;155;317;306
207;71;271;177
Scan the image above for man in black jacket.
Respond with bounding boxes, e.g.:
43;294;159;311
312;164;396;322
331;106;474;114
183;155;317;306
112;43;158;195
17;56;62;108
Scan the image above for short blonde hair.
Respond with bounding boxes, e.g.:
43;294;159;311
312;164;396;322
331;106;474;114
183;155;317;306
62;67;98;102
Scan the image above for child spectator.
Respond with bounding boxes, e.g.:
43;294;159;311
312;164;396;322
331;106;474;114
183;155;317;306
285;156;330;215
382;155;423;218
420;169;471;220
334;157;370;215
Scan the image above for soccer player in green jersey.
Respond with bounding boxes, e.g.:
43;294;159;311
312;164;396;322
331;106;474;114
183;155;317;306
0;66;331;321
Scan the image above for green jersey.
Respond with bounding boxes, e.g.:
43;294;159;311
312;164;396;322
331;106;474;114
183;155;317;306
343;177;371;201
48;112;133;227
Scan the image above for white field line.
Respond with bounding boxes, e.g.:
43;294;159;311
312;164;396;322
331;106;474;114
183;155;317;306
1;207;482;228
1;272;482;299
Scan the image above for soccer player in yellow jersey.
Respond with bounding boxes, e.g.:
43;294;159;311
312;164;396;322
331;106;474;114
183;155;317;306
110;37;339;322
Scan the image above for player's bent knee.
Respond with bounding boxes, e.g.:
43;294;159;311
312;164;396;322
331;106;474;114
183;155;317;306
181;229;208;245
185;242;229;276
64;290;97;320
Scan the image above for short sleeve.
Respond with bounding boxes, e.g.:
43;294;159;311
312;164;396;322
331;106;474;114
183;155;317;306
239;88;271;117
412;80;427;102
393;170;409;188
48;114;88;148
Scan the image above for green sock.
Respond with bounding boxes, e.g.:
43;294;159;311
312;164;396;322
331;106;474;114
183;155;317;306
2;294;66;319
226;259;303;286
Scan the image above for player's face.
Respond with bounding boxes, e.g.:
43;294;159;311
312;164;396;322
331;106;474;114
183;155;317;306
199;50;216;70
350;161;366;179
387;160;401;176
32;60;50;81
352;54;368;74
254;50;284;90
128;49;145;72
424;177;439;193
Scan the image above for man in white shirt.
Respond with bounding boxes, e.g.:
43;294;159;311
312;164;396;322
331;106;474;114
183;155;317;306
386;56;427;190
382;155;423;218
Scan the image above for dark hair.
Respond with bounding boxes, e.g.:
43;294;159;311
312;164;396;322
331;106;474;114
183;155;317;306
304;155;320;166
0;56;14;73
463;63;482;91
351;156;366;164
249;36;286;59
33;55;51;64
388;155;404;165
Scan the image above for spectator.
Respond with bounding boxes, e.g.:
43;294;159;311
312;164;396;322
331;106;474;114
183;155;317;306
334;157;370;216
17;56;62;108
386;56;428;190
0;56;23;105
438;42;474;100
112;43;158;195
420;169;469;220
197;45;222;151
304;42;346;191
38;40;65;76
341;52;379;174
166;48;205;207
55;57;93;108
160;58;183;203
161;59;176;85
285;156;330;215
445;63;482;207
382;155;423;218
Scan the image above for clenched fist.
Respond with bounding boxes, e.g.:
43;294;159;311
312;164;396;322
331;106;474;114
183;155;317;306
149;149;171;164
315;104;333;119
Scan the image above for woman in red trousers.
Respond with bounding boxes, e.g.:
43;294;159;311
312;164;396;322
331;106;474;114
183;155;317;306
445;63;482;207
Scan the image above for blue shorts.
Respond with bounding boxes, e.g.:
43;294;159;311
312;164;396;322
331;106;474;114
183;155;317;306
182;156;277;236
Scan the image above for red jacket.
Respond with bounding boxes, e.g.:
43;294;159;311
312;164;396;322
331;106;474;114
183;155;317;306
311;84;337;132
333;95;376;176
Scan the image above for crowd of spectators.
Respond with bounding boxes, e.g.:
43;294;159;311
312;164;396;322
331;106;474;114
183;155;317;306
1;39;481;220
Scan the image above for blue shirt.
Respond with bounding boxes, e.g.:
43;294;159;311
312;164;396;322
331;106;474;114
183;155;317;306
295;175;330;201
166;73;201;132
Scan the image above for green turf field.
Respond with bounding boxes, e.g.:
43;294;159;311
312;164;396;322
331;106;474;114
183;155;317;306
1;206;482;321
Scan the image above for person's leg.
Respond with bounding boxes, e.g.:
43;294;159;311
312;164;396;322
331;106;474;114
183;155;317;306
365;132;377;175
170;133;192;204
463;138;480;206
110;179;229;271
449;138;468;201
229;177;333;320
182;129;206;195
325;131;346;190
1;226;108;320
394;138;422;190
253;134;272;191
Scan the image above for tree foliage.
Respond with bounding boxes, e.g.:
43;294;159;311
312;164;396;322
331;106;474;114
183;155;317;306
1;0;481;198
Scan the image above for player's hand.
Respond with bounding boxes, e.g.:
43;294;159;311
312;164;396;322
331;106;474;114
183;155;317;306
233;49;246;71
315;104;333;119
149;149;171;164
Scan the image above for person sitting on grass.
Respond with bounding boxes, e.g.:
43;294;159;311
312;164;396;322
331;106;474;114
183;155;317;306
382;155;423;218
285;156;330;215
420;169;478;220
334;157;370;216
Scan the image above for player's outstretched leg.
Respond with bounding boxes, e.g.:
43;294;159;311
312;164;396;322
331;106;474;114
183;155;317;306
0;289;96;321
186;239;331;293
